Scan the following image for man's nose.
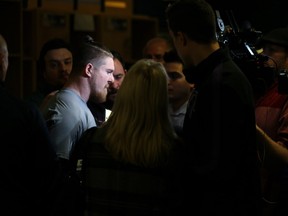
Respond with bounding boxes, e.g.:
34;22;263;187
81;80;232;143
109;73;114;83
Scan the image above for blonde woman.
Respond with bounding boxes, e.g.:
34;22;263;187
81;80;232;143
74;59;184;216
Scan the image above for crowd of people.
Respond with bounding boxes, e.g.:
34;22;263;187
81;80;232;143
2;0;288;215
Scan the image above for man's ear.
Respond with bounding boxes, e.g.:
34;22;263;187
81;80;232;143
177;32;187;46
85;63;93;77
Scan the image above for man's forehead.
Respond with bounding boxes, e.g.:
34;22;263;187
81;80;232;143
165;62;183;73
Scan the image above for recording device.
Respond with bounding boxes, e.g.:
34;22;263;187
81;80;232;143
215;10;288;96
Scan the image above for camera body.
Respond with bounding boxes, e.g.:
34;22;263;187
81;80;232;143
215;10;288;96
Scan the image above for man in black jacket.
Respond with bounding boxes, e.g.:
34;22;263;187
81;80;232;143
166;1;262;215
0;33;60;216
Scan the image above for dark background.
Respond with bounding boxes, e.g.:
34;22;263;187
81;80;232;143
134;0;288;35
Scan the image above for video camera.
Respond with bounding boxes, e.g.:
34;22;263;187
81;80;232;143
214;10;288;96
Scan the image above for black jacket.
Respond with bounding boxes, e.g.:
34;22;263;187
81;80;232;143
181;48;262;215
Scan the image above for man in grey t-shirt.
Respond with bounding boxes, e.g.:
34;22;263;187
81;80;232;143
41;36;114;216
42;36;114;161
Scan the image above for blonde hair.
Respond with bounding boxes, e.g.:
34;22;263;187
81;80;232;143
103;59;177;167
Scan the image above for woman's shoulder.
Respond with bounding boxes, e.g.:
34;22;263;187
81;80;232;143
77;127;105;149
71;126;107;164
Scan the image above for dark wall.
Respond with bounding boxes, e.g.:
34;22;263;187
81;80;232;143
134;0;288;35
134;0;168;33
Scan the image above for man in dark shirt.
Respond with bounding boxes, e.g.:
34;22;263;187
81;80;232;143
0;33;59;216
25;38;73;107
166;1;262;215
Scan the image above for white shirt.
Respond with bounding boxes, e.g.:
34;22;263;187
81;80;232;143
169;100;188;134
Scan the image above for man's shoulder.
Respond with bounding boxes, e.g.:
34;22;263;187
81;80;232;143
41;89;80;111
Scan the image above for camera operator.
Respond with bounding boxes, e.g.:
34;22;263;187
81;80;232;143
255;27;288;216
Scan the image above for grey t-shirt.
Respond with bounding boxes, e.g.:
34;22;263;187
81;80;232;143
42;88;96;160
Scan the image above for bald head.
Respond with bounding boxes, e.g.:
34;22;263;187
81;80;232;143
0;34;8;82
143;36;173;64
